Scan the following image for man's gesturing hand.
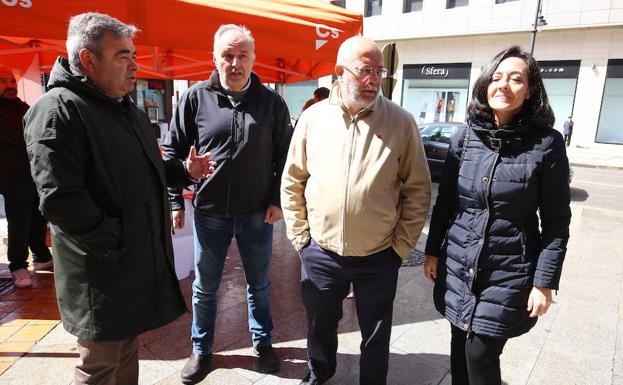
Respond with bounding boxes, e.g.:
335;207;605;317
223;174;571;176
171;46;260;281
185;146;216;180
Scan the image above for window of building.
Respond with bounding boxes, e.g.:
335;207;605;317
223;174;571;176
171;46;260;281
282;79;319;120
330;0;346;8
446;0;468;8
404;0;423;13
495;0;518;3
596;59;623;144
365;0;382;17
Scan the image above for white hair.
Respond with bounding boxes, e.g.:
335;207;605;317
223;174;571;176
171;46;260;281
66;12;139;69
213;24;255;55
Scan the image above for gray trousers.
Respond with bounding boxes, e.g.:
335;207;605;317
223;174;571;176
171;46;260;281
75;336;139;385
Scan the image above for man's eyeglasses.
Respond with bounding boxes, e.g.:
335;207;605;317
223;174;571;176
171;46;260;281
344;66;388;79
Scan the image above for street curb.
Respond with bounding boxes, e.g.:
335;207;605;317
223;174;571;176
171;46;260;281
570;162;623;171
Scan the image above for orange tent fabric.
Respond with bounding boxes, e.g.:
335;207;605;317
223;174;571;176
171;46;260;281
0;0;362;83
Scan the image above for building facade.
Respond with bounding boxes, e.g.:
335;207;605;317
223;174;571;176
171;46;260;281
337;0;623;148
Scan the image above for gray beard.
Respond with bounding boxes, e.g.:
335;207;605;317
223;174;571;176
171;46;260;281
344;80;378;112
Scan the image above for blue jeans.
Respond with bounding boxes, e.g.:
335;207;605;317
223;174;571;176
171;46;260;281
191;209;274;355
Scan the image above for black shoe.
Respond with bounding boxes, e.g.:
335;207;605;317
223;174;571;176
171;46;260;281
300;371;326;385
254;345;281;373
181;353;212;384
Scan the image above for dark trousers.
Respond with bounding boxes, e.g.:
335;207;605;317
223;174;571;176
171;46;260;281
450;325;508;385
300;239;402;385
0;181;51;272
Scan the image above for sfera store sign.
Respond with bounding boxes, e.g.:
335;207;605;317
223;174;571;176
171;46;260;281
404;63;471;80
421;66;449;78
1;0;32;8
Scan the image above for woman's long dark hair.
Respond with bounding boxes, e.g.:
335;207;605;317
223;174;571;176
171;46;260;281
466;46;555;129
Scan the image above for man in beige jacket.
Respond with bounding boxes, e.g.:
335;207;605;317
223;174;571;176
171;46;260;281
281;36;431;385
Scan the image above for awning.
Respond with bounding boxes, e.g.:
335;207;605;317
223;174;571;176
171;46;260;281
0;0;362;83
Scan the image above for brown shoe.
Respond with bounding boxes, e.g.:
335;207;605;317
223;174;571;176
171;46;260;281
180;353;212;384
254;345;280;373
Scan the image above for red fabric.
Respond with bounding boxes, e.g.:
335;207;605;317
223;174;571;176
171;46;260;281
0;0;362;83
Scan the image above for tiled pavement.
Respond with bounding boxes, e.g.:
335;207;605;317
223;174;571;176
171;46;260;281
0;271;60;377
0;196;61;378
1;184;623;384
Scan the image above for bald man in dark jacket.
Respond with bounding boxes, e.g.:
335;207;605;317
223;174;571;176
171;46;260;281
0;66;52;288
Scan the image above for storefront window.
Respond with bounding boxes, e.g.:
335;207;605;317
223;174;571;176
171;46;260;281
282;79;319;119
596;59;623;144
136;79;166;122
539;60;580;135
401;63;471;124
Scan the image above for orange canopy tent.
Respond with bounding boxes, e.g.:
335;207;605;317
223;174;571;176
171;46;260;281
0;0;362;83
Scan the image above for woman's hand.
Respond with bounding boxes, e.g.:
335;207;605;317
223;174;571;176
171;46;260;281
527;286;553;318
423;255;438;282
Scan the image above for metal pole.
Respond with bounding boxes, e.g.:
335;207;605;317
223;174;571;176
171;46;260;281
529;0;543;55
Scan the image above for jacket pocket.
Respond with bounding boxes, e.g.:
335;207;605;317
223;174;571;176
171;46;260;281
65;215;123;262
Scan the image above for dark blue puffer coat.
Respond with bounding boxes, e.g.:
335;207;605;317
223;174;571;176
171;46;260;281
425;120;571;339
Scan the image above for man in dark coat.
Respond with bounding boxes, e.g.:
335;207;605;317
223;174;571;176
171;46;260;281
563;116;574;146
23;13;214;384
162;24;292;384
0;66;53;288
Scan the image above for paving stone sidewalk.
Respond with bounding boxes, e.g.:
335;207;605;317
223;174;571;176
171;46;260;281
0;201;622;384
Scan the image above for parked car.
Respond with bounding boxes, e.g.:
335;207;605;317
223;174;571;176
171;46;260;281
419;122;574;184
419;122;468;179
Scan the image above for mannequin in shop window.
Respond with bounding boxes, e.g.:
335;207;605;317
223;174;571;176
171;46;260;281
446;94;455;122
434;95;443;122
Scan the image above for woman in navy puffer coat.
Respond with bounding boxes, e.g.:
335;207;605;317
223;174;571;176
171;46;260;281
424;46;571;385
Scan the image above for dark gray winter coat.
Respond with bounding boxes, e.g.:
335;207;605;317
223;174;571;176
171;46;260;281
425;120;571;338
23;57;187;341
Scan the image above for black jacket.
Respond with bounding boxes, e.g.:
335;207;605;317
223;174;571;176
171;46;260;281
0;96;31;182
425;120;571;339
162;71;293;214
23;57;187;341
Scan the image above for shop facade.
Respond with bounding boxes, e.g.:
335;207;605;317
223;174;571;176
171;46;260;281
597;59;623;145
334;0;623;149
401;62;471;124
539;60;580;136
377;26;623;149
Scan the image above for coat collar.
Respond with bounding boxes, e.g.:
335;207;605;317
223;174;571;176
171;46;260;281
469;118;527;151
205;70;262;102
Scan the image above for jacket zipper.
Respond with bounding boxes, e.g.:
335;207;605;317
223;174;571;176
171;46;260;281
521;227;526;258
225;107;237;217
342;117;358;254
466;146;500;337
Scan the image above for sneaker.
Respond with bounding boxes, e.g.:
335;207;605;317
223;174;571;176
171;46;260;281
180;353;212;384
33;260;54;272
254;345;281;373
12;268;32;288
